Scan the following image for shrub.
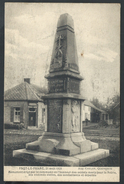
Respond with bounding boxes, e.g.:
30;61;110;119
4;122;25;130
19;122;25;129
99;120;108;127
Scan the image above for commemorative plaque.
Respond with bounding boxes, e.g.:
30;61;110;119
48;77;80;94
48;78;66;93
68;78;80;94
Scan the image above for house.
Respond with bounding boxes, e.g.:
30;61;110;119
4;78;47;129
82;100;109;124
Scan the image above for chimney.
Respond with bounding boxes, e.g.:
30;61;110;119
24;78;30;84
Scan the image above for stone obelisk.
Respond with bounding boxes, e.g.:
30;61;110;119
13;13;109;166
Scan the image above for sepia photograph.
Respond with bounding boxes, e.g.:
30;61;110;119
4;3;120;182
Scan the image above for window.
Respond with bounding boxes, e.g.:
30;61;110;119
14;107;20;122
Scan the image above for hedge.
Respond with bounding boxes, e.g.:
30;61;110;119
4;123;25;130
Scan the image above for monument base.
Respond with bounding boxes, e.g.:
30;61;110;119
12;132;109;166
13;148;109;166
25;132;99;156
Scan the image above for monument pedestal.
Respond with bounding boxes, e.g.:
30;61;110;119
13;148;109;166
13;13;109;166
25;132;99;156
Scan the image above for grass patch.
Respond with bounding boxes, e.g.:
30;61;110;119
4;135;44;166
83;125;120;137
87;138;120;166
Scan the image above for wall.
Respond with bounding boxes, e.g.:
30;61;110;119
38;102;47;129
82;103;91;121
24;101;29;128
4;103;10;123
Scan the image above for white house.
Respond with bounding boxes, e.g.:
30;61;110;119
82;100;109;124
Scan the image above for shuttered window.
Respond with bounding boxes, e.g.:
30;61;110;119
14;107;20;122
10;106;23;123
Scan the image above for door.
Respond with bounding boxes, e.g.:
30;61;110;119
29;112;36;126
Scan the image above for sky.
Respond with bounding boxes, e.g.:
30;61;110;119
5;3;120;103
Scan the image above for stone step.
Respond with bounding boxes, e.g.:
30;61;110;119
13;148;109;166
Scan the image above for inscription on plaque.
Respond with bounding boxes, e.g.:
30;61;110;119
48;99;62;133
68;78;80;94
48;78;66;93
71;100;80;132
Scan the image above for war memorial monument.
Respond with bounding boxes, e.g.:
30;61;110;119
13;13;109;166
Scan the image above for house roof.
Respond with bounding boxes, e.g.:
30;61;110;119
4;82;45;101
83;100;107;114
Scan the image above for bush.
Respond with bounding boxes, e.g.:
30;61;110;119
4;122;25;130
19;123;25;129
99;120;108;127
113;123;120;128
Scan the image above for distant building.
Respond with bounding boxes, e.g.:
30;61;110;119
82;100;109;124
4;78;47;129
112;102;120;125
